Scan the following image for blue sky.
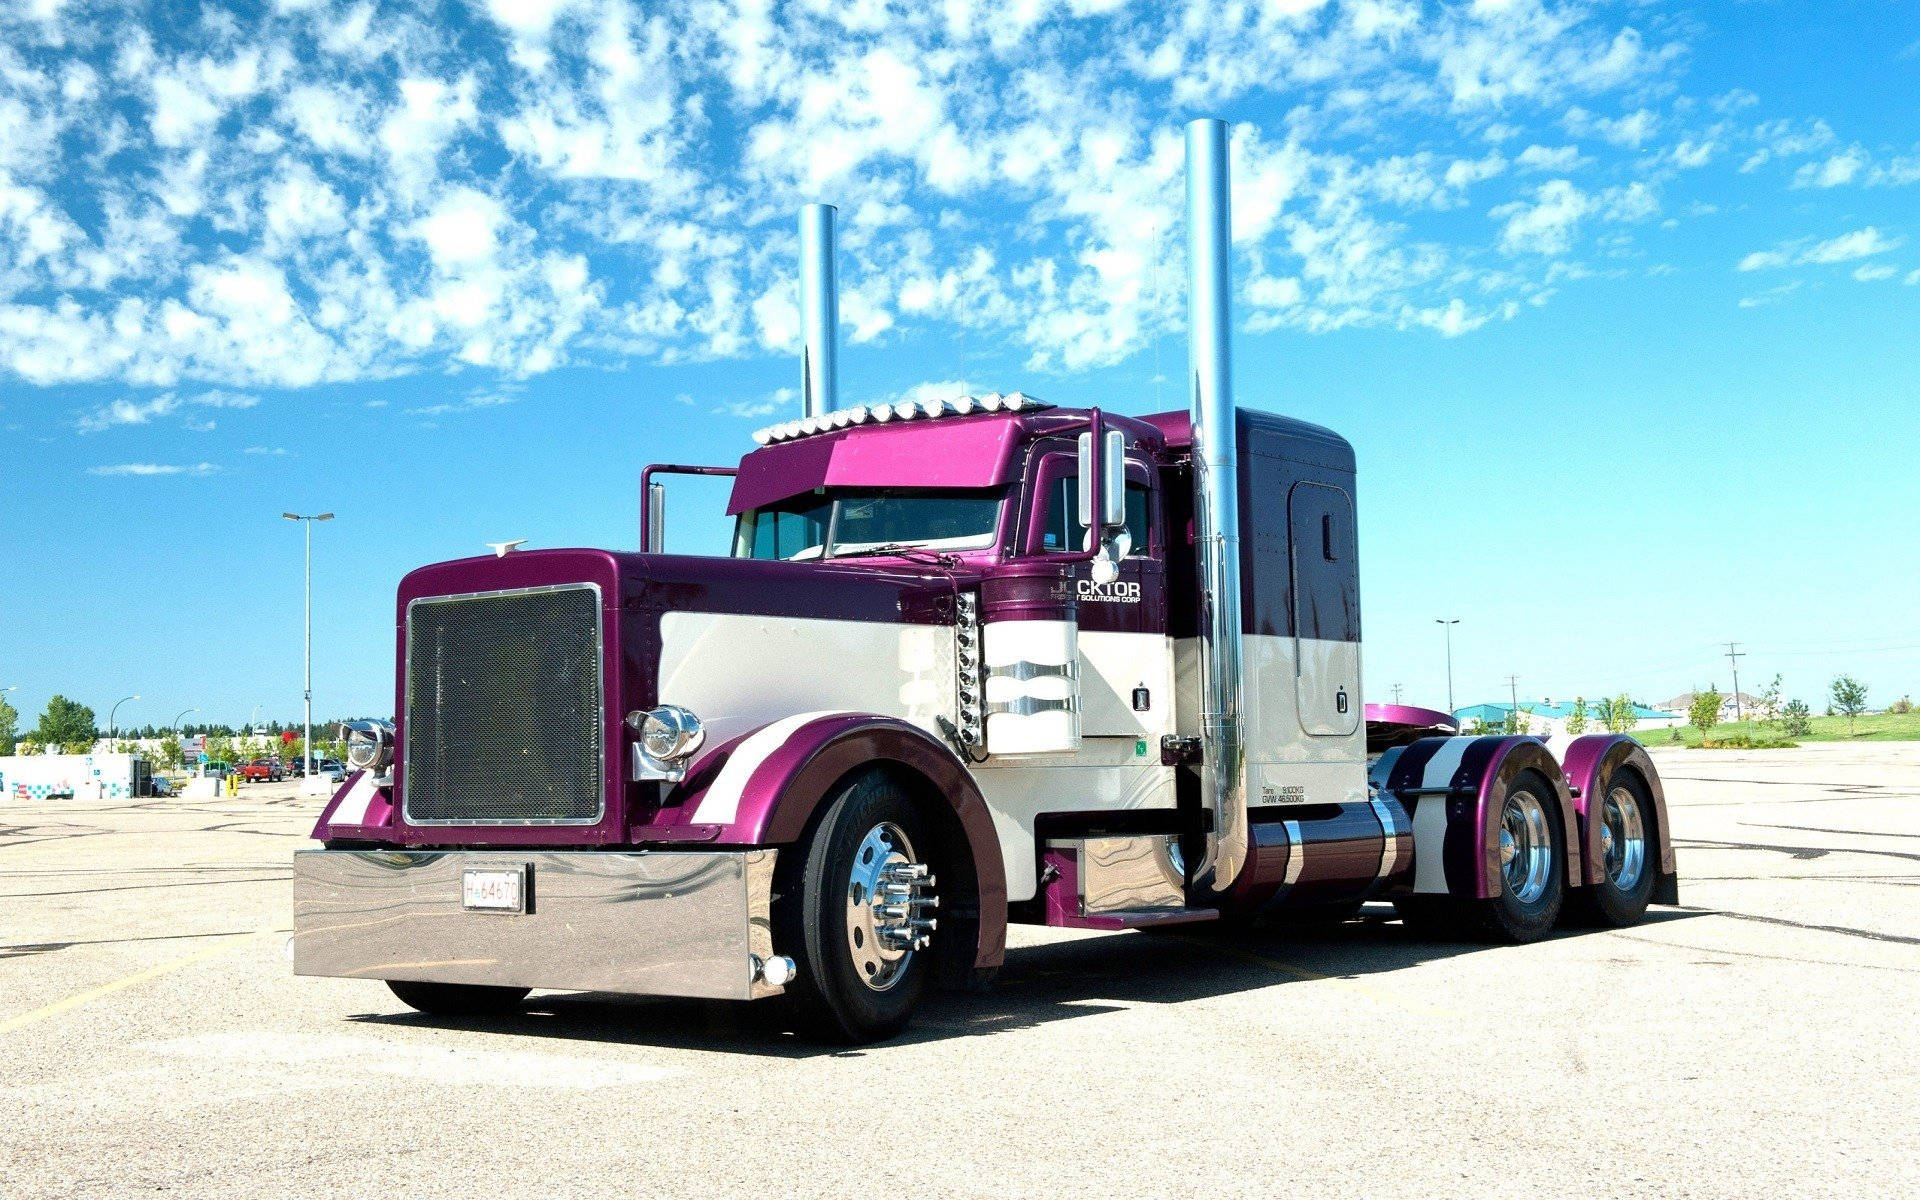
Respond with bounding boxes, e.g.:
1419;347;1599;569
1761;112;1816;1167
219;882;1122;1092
2;0;1916;731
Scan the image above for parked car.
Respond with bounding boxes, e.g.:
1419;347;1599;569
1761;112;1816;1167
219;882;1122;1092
309;758;347;784
147;776;177;798
236;758;287;783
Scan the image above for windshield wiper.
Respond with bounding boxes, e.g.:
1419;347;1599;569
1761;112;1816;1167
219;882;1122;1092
831;543;954;565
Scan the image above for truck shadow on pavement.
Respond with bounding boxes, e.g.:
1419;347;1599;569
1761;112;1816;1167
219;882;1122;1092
349;906;1703;1059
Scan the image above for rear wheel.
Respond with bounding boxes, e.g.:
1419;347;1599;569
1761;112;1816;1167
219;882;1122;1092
774;772;938;1044
1394;769;1567;944
1473;770;1566;942
386;980;529;1017
1568;770;1657;927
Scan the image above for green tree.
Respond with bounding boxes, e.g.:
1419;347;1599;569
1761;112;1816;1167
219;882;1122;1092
1755;674;1784;732
1503;705;1536;735
1689;687;1722;743
1782;699;1812;737
1830;675;1868;735
0;692;17;754
1602;693;1640;734
155;735;183;771
1565;697;1588;735
33;695;99;754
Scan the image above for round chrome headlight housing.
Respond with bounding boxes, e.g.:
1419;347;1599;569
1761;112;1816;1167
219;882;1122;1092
630;705;705;763
340;719;395;773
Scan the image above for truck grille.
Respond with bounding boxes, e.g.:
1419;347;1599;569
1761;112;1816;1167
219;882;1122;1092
402;583;605;825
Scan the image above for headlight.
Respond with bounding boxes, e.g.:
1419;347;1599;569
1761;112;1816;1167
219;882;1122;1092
340;719;396;773
629;705;704;763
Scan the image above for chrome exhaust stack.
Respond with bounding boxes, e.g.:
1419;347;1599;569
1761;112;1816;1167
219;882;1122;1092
1186;118;1249;895
799;203;838;418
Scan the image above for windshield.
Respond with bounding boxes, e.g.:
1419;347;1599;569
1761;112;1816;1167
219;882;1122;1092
733;489;1002;561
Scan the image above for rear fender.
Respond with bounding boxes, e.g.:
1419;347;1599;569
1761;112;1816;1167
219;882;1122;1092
1558;735;1678;904
1383;736;1583;899
662;713;1007;975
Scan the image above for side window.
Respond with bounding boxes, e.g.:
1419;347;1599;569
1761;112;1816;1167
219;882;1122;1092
1040;471;1151;557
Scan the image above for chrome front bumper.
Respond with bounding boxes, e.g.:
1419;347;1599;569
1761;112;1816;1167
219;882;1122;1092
292;848;783;1001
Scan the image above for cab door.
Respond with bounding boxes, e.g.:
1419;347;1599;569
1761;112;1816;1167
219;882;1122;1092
1025;449;1168;740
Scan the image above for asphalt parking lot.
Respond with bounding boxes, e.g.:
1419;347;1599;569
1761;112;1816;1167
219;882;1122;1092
3;744;1916;1199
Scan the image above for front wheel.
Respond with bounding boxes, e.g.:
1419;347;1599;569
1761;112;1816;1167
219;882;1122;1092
387;979;529;1017
774;771;938;1044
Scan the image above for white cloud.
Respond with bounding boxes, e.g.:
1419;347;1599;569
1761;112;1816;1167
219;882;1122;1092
1493;179;1591;255
87;461;220;476
1515;144;1586;172
1852;263;1897;282
1793;148;1865;189
714;386;795;420
0;0;1730;392
1739;227;1903;271
76;388;258;432
413;188;504;269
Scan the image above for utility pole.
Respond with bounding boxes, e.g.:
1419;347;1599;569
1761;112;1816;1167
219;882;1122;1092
1724;642;1746;722
1391;683;1403;705
1435;618;1460;714
1506;674;1521;731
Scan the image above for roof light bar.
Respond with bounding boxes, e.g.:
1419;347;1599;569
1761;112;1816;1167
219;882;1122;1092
749;392;1050;445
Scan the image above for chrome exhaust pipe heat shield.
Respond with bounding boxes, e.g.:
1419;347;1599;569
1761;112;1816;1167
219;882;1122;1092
800;203;838;418
1186;118;1248;894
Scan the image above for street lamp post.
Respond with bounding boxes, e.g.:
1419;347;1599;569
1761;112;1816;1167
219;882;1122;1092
172;707;197;734
283;512;334;779
109;694;139;742
1435;619;1460;714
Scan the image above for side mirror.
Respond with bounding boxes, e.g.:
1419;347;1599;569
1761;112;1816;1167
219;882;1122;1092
1077;426;1128;583
1077;428;1127;534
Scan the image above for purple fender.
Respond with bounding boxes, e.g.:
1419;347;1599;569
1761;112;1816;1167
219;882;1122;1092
656;713;1008;976
1558;735;1679;903
1383;735;1584;900
311;770;393;841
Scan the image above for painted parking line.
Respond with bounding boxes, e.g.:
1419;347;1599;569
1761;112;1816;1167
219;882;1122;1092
0;928;287;1036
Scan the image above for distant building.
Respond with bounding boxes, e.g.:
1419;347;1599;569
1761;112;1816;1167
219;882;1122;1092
1454;699;1683;739
1654;692;1763;721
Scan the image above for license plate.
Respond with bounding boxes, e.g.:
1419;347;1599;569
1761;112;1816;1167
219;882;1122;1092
462;867;526;913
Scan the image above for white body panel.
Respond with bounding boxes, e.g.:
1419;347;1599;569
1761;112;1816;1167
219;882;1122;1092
656;611;1366;903
658;611;953;751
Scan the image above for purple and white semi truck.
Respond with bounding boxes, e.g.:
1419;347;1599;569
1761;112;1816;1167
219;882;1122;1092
293;120;1676;1043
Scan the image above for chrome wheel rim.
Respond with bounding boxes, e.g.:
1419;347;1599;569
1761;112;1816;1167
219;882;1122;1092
845;822;936;992
1499;788;1554;905
1602;785;1647;892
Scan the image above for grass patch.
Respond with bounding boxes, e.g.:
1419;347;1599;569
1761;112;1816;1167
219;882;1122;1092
1634;709;1920;748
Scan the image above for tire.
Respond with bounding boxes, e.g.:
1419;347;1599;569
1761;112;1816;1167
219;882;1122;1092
1469;768;1567;943
1394;769;1567;944
1567;769;1658;927
387;979;529;1017
774;771;937;1044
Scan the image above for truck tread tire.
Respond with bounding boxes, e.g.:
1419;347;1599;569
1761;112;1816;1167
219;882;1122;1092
1468;768;1566;943
1392;768;1567;945
1567;769;1659;928
774;771;933;1045
387;980;530;1017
